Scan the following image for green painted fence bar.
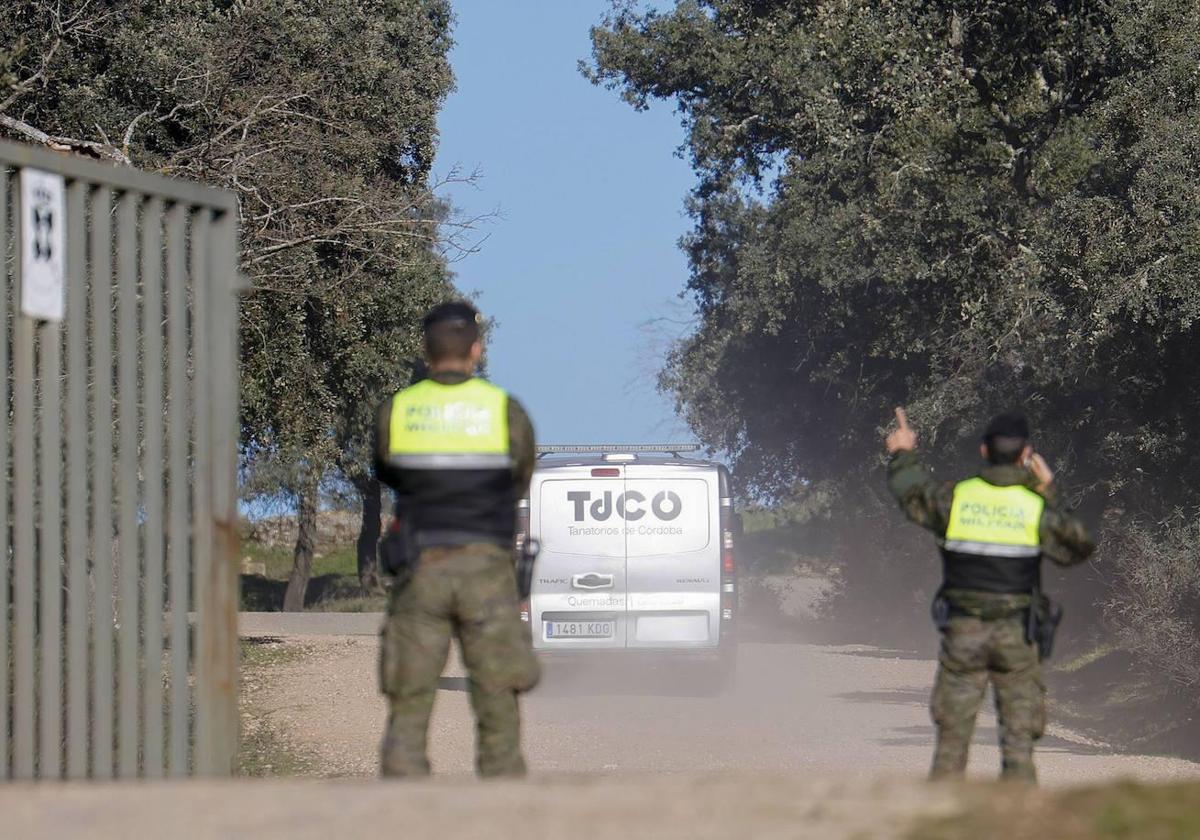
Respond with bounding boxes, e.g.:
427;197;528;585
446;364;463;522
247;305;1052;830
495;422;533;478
0;138;240;780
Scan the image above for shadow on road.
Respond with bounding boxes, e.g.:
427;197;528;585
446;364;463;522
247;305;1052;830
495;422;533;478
832;647;932;662
875;723;1112;756
836;686;1117;757
240;573;375;610
533;658;728;699
835;687;928;706
438;676;469;692
437;664;725;698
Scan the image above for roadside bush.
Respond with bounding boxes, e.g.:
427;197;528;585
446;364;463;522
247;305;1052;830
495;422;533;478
1104;517;1200;691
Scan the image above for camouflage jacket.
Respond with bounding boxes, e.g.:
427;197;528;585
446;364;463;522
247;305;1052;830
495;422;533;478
887;450;1096;612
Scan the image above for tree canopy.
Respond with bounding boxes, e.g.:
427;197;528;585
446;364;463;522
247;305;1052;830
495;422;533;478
589;0;1200;680
2;0;462;605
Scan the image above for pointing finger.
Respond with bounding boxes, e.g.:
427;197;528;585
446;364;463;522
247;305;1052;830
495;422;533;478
894;407;910;430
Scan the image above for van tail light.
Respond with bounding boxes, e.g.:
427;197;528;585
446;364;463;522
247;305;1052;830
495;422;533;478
516;500;530;623
719;501;736;624
515;500;530;556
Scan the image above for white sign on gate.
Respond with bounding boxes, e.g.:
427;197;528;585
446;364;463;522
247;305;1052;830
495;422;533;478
19;168;67;322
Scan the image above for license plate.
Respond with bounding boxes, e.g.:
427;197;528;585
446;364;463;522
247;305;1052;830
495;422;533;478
544;620;615;639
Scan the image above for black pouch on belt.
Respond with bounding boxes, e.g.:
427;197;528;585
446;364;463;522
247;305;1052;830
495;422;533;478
930;586;951;632
381;518;417;588
1027;591;1064;660
515;539;539;600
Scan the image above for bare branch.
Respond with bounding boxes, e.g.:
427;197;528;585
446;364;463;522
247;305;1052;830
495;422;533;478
121;109;153;158
0;114;131;164
0;113;53;145
0;37;60;112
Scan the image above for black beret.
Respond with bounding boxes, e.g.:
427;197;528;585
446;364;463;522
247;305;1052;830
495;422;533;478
422;300;481;330
983;411;1030;441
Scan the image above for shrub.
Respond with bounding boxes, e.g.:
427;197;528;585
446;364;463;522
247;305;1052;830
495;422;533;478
1104;516;1200;690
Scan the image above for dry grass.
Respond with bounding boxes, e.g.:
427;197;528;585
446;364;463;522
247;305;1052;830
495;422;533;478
238;638;320;777
912;780;1200;840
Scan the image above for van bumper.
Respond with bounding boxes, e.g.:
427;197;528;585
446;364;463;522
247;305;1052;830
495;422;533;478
533;641;735;662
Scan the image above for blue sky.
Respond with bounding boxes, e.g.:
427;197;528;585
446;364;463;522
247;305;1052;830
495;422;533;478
436;0;697;447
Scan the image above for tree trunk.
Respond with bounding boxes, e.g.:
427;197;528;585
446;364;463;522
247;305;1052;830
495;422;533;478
282;485;318;611
356;477;382;593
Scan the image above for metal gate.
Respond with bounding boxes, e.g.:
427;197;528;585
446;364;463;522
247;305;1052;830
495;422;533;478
0;139;240;779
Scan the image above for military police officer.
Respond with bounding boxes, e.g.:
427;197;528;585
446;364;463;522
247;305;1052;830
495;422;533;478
374;301;539;778
885;408;1095;783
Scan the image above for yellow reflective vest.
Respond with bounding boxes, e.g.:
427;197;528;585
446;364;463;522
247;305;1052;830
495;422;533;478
941;477;1044;593
383;377;516;543
387;378;512;469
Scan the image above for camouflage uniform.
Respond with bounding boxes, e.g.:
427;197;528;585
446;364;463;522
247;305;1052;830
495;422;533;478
375;371;539;778
378;543;539;777
887;451;1095;782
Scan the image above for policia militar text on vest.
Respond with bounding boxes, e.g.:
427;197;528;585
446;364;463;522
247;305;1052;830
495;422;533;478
383;376;517;551
941;477;1044;594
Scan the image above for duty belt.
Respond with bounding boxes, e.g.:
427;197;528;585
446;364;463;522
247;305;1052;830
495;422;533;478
947;603;1029;621
944;589;1033;622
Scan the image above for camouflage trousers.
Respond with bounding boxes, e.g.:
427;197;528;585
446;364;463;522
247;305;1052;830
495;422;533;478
930;615;1045;783
379;543;540;778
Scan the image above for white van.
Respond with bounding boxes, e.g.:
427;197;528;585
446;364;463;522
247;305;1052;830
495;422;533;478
517;445;739;686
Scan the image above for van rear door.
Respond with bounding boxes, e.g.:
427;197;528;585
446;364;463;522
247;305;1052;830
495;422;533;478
623;463;720;649
530;464;627;650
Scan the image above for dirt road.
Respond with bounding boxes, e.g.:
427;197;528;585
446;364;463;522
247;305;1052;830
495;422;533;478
3;773;961;839
6;631;1196;839
245;631;1200;785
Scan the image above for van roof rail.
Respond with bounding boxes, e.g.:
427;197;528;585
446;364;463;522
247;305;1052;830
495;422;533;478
537;443;702;458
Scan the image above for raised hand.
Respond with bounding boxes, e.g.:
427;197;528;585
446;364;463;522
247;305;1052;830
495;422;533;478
886;407;918;455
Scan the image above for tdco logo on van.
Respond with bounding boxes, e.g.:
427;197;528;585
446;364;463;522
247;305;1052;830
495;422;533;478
567;490;682;522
